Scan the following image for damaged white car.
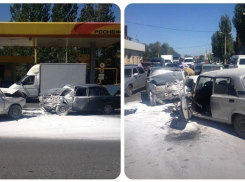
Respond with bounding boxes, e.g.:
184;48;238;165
180;68;245;139
39;84;121;116
145;67;184;106
0;88;26;119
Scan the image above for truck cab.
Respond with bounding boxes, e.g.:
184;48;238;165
9;64;39;98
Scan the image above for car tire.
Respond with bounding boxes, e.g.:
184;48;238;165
102;104;114;114
8;105;22;119
56;104;69;116
126;85;133;97
234;115;245;139
150;91;156;106
179;102;192;120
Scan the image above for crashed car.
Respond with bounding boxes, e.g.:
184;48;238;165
145;67;183;106
181;68;245;139
0;88;26;119
39;84;120;116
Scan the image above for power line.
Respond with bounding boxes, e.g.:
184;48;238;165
175;44;211;49
126;21;216;33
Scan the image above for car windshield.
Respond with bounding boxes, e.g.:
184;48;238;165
125;69;132;77
230;57;238;65
211;66;223;71
184;59;193;62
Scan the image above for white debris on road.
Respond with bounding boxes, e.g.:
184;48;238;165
0;109;120;141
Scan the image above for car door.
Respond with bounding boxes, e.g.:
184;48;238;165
211;77;238;121
0;90;5;112
72;87;90;111
132;68;141;89
21;75;38;97
88;87;104;111
136;67;146;89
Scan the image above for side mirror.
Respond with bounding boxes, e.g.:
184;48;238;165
185;78;194;88
133;73;138;76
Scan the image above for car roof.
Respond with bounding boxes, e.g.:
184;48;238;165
201;68;245;78
65;84;103;89
149;66;180;71
124;65;142;69
202;64;223;67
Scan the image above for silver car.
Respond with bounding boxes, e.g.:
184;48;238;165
125;65;146;97
145;67;183;106
0;88;26;119
181;68;245;139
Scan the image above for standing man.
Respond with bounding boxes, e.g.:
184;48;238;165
138;60;144;69
179;58;189;68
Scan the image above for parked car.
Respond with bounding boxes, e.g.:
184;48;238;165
125;65;147;97
181;68;245;138
0;88;26;119
145;67;183;106
39;84;120;116
149;57;165;67
193;64;224;75
229;55;245;68
141;62;153;71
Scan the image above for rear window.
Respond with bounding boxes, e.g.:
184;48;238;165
230;57;238;65
211;66;223;71
184;59;193;62
240;59;245;65
203;66;212;71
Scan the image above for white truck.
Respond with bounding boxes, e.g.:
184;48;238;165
9;63;87;98
161;55;173;65
229;55;245;68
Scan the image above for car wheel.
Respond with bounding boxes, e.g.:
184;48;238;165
56;104;69;116
8;105;22;119
102;104;114;114
126;85;133;97
179;101;192;120
150;91;156;106
234;115;245;139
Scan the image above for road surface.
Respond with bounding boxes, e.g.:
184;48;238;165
124;88;245;179
0;107;120;179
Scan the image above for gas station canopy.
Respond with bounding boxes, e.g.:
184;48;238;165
0;22;120;47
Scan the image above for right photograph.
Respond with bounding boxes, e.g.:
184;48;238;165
124;3;245;179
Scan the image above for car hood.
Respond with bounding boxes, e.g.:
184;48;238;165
39;88;65;96
0;88;25;98
150;71;183;85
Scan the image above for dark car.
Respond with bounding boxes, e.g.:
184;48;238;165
39;84;120;116
149;57;165;67
194;64;224;75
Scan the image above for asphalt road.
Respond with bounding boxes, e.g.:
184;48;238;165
124;88;245;179
0;98;121;179
0;138;120;179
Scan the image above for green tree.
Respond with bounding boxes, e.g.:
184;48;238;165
232;4;245;54
211;14;234;63
51;4;78;22
77;4;119;84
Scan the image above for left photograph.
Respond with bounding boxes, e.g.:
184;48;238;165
0;3;121;179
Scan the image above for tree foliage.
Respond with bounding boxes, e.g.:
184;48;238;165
143;41;178;61
211;14;234;62
232;4;245;54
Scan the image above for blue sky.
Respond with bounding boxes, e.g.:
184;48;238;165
0;3;120;22
125;3;237;57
